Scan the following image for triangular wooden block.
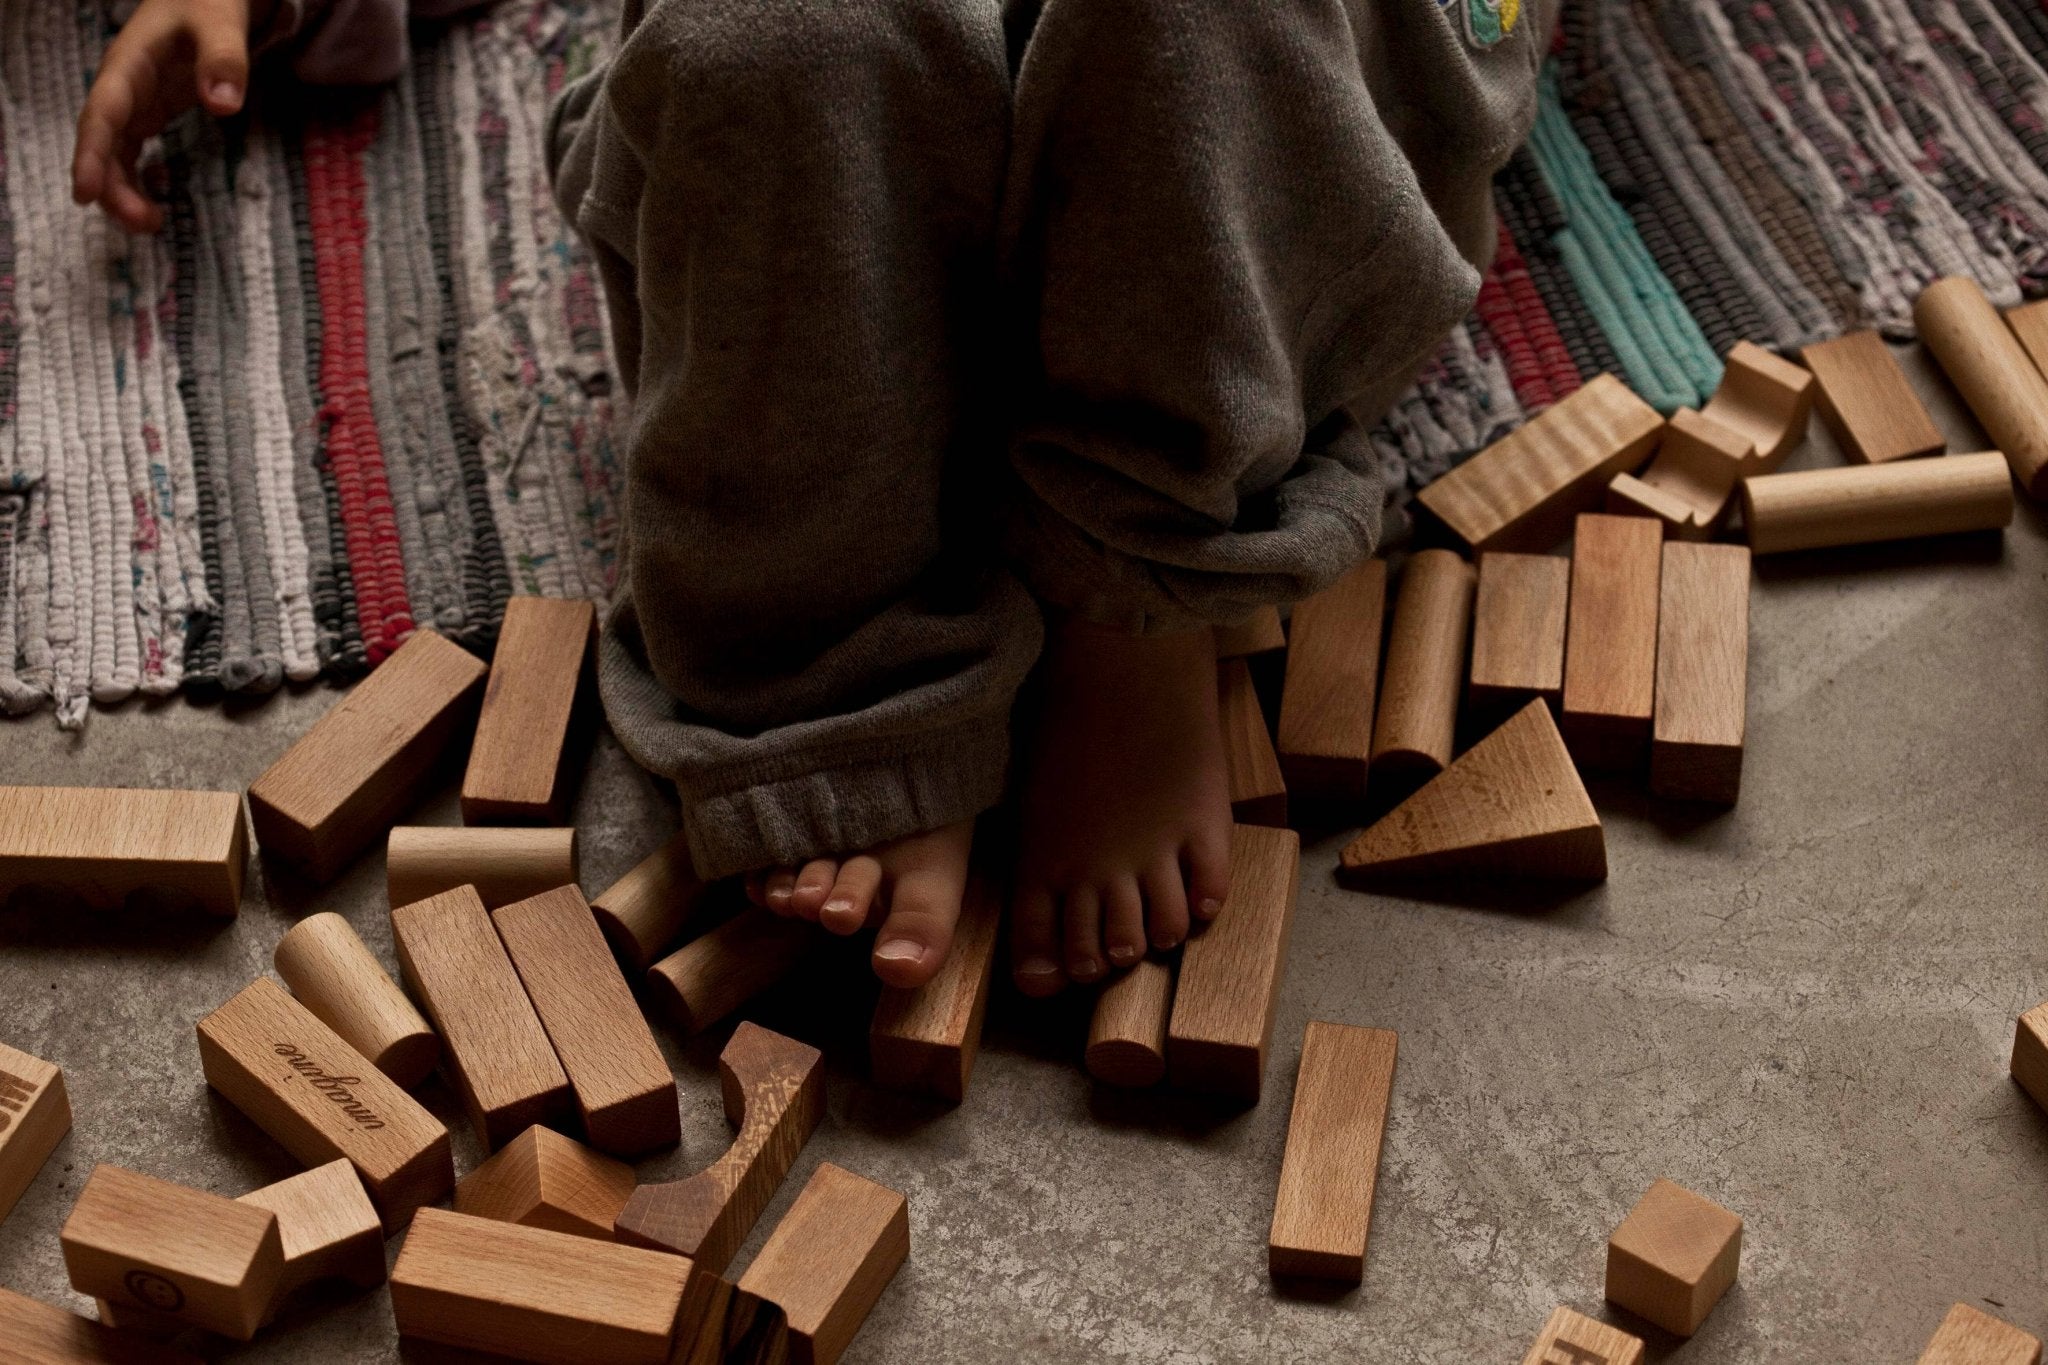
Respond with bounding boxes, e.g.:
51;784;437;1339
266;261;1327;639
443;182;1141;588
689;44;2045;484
1339;700;1605;883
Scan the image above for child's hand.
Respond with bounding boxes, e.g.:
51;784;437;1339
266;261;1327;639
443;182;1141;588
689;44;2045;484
72;0;261;233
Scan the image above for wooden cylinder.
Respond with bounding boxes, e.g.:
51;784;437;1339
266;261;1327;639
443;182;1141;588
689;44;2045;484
1369;549;1475;780
1741;452;2013;554
1085;960;1173;1088
1913;276;2048;499
386;826;578;911
646;908;814;1035
590;830;708;971
273;911;440;1088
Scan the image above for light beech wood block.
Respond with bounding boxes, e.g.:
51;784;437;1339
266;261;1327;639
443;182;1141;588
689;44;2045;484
591;829;710;971
391;885;572;1150
455;1124;635;1240
1267;1022;1396;1283
2005;296;2048;377
1741;453;2014;554
239;1159;386;1302
248;629;487;881
647;907;819;1036
0;1041;70;1225
869;875;1000;1102
0;786;247;916
0;1286;199;1365
387;825;579;911
1917;277;2048;499
1651;543;1750;804
2011;1002;2048;1112
1604;472;1697;539
462;596;597;825
1469;553;1569;717
1918;1303;2043;1365
62;1165;283;1341
1276;560;1386;801
1369;549;1474;785
1086;958;1175;1088
737;1162;908;1365
615;1022;824;1273
1340;700;1605;884
1562;514;1663;771
1166;824;1299;1102
1214;605;1286;658
1521;1306;1646;1365
493;885;679;1155
1605;1178;1742;1337
1219;657;1287;827
273;911;439;1089
1702;340;1814;474
1635;407;1752;535
1800;330;1944;465
197;978;452;1232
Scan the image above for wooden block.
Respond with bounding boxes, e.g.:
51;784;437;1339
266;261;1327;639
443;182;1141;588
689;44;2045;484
391;885;573;1150
1918;1303;2043;1365
1218;657;1287;827
1165;824;1299;1102
2010;1002;2048;1112
455;1123;635;1240
493;885;679;1155
387;825;580;911
1275;559;1387;801
1917;277;2048;498
0;1041;71;1224
648;906;818;1036
1651;543;1750;804
1085;959;1174;1088
196;977;453;1232
1468;552;1569;717
248;629;487;881
1416;374;1664;552
591;829;711;971
1214;604;1286;658
390;1206;689;1365
273;910;440;1089
1604;472;1696;540
1521;1306;1646;1365
1267;1022;1396;1283
239;1159;387;1299
1605;1178;1742;1336
1635;407;1751;535
0;1286;201;1365
1702;340;1814;474
869;874;1000;1102
0;786;246;916
1339;700;1605;884
615;1022;824;1273
1369;549;1474;785
1741;452;2014;554
1799;330;1944;465
1561;514;1662;771
461;596;597;825
737;1163;908;1365
61;1165;283;1341
2005;296;2048;377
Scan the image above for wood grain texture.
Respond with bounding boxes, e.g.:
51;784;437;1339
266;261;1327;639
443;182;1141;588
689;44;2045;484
672;1271;794;1365
196;978;452;1232
0;1285;199;1365
1086;958;1174;1088
1799;330;1944;465
386;825;580;911
1520;1306;1646;1365
1916;276;2048;498
1166;824;1300;1102
1267;1022;1396;1283
616;1023;824;1273
1214;605;1286;659
591;829;710;971
461;596;597;825
455;1123;635;1240
1741;452;2014;554
1562;514;1663;771
2005;297;2048;379
1702;340;1814;474
1469;553;1569;716
1918;1303;2044;1365
1604;472;1699;540
2011;1002;2048;1113
869;875;1000;1103
0;786;246;916
1605;1178;1742;1337
1651;543;1750;804
736;1163;909;1365
239;1159;386;1303
1276;559;1387;801
1369;550;1474;785
1636;407;1751;535
1218;656;1287;827
390;885;572;1151
247;629;486;881
273;910;439;1088
647;908;818;1036
0;1040;70;1226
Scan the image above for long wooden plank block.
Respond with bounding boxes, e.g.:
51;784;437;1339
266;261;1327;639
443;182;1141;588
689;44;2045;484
591;829;711;971
1214;605;1286;659
736;1163;909;1365
1166;824;1300;1102
1521;1306;1646;1365
0;1041;71;1225
1651;543;1750;804
1916;277;2048;499
869;875;1000;1102
1369;550;1474;786
1741;453;2013;554
1561;514;1663;771
1218;657;1287;827
1468;552;1568;718
1086;959;1174;1088
386;825;580;911
0;1286;200;1365
1267;1022;1397;1284
1276;560;1386;801
0;787;246;916
1799;330;1944;465
1918;1303;2043;1365
273;910;440;1089
462;596;597;825
647;907;818;1035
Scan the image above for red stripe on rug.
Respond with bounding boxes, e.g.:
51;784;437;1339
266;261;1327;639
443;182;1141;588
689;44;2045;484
1492;221;1583;404
1476;264;1556;414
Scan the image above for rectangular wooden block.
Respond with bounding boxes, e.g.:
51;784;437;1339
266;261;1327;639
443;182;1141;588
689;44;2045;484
0;786;246;915
197;978;453;1233
1521;1306;1646;1365
1219;657;1287;827
2012;1002;2048;1112
870;874;1000;1103
1276;560;1387;801
0;1041;70;1225
492;885;679;1156
1919;1303;2043;1365
1214;604;1286;658
1800;330;1944;465
392;885;573;1150
1469;553;1569;716
248;629;486;881
1166;824;1300;1102
1562;514;1663;771
462;597;597;825
0;1285;199;1365
737;1162;909;1365
1267;1022;1396;1283
1651;543;1750;804
1605;1178;1742;1337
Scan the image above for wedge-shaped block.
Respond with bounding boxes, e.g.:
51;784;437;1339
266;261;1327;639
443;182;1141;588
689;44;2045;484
1605;1178;1742;1337
0;1285;199;1364
1917;1302;2042;1365
0;786;247;916
1702;341;1813;473
1219;657;1287;827
461;596;597;825
0;1041;71;1225
1276;560;1386;801
870;875;1000;1103
737;1163;909;1365
1166;824;1300;1102
1800;330;1944;465
455;1124;635;1240
1521;1306;1645;1365
1267;1023;1396;1284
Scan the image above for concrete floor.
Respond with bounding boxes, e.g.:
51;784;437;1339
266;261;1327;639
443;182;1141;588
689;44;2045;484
3;346;2046;1362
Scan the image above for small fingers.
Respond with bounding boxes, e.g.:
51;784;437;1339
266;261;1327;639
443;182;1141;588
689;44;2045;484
820;857;882;935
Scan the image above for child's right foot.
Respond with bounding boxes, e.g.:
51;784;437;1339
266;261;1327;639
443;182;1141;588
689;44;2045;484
748;818;974;989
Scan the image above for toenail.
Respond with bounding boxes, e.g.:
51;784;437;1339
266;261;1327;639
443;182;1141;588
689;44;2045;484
1108;944;1140;966
1197;898;1223;920
876;939;924;964
1151;934;1180;952
1072;957;1101;979
1018;956;1060;979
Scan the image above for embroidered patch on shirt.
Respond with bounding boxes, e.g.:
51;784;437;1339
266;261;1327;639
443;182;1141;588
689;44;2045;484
1464;0;1519;48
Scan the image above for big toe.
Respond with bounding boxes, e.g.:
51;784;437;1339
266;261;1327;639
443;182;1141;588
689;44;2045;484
873;868;965;989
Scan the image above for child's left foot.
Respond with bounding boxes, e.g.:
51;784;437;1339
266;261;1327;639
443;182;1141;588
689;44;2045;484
746;819;974;988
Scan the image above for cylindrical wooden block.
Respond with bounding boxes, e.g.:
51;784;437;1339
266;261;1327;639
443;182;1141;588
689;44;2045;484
589;830;707;971
645;908;815;1035
1369;549;1475;780
1913;276;2048;499
1741;452;2013;554
273;911;440;1088
386;826;578;911
1085;960;1173;1088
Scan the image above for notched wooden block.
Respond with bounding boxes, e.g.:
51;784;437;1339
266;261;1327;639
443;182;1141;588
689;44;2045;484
455;1124;635;1240
870;875;1000;1103
1605;1178;1742;1337
1562;513;1663;772
0;1285;199;1365
1521;1306;1646;1365
1651;543;1750;805
461;596;598;825
1799;330;1944;465
1166;824;1299;1103
1469;552;1569;718
239;1159;387;1305
1219;656;1288;827
1267;1022;1397;1284
386;824;580;912
1626;407;1751;537
0;1040;71;1225
1917;1302;2043;1365
0;786;246;916
648;906;819;1036
1276;560;1386;802
736;1162;909;1365
1604;472;1696;540
591;829;711;971
1702;340;1814;474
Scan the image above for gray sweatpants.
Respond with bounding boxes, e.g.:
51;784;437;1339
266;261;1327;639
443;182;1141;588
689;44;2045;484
547;0;1552;880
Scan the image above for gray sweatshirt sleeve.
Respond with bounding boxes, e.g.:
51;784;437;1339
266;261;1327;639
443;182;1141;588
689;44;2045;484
258;0;489;85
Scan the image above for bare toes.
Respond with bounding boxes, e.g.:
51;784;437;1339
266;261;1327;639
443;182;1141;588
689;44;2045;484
821;857;883;935
1183;825;1232;924
871;866;966;990
1011;885;1064;997
1063;885;1105;983
1140;858;1189;951
1103;878;1146;967
762;868;800;915
788;858;839;920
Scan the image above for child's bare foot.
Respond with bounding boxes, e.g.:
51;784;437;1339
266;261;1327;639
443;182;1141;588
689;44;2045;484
1011;617;1234;996
748;819;973;989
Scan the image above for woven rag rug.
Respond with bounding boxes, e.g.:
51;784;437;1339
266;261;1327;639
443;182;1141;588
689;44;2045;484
8;0;2048;725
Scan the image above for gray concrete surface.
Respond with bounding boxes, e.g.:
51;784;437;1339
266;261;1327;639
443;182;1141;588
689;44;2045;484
2;347;2046;1362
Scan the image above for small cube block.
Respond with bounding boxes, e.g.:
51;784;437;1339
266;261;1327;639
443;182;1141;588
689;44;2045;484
1918;1302;2042;1365
1605;1178;1741;1336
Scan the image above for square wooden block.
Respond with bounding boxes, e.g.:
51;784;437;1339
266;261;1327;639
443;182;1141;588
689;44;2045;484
1605;1178;1741;1336
1522;1305;1645;1365
2012;1002;2048;1112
